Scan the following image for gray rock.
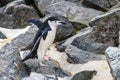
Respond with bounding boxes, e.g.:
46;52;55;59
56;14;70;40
0;14;15;29
50;14;75;42
4;0;25;14
11;26;38;50
0;7;4;14
37;0;63;7
65;45;105;64
82;0;119;12
89;9;120;46
0;43;20;61
45;1;103;26
0;0;39;29
22;72;58;80
71;70;97;80
0;43;30;80
105;46;120;80
14;4;39;28
60;27;113;54
37;0;95;29
0;31;7;39
24;59;69;77
71;31;113;54
0;61;30;80
36;0;64;15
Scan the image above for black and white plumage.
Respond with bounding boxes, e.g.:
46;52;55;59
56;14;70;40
21;17;66;66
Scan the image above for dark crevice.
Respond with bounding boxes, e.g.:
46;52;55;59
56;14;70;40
82;0;107;12
0;0;8;7
24;0;44;18
107;0;112;8
113;14;119;47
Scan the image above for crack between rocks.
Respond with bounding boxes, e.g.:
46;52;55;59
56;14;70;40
113;13;119;47
82;0;107;12
24;0;44;18
107;0;112;8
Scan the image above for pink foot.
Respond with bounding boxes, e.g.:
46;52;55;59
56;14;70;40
39;62;46;66
43;55;49;61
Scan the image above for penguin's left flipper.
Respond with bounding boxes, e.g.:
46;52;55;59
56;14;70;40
28;18;43;28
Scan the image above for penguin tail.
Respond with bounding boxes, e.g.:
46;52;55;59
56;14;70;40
20;53;37;62
20;54;31;62
20;58;28;62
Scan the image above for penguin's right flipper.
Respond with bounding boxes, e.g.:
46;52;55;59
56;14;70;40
21;27;51;62
21;35;41;62
28;18;43;28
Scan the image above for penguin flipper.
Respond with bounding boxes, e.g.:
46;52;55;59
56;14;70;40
28;18;43;28
21;34;42;62
21;28;50;62
43;27;51;40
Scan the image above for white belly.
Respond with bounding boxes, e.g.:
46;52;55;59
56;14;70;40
37;28;56;61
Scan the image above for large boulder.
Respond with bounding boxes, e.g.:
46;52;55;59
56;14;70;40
45;1;103;26
23;58;69;77
71;71;97;80
82;0;119;12
37;1;103;26
0;43;30;80
105;46;120;80
36;0;64;15
0;13;15;29
58;27;113;54
65;45;105;64
89;9;120;46
0;0;39;29
14;4;39;28
37;0;91;30
49;14;75;41
11;25;38;49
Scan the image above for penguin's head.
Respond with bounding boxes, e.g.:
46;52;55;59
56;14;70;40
46;16;66;28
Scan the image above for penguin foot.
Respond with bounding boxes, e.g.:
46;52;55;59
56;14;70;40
39;62;46;66
43;55;49;61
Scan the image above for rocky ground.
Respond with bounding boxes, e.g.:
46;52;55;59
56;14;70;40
0;0;120;80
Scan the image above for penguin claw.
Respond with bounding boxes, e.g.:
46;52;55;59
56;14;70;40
39;62;46;66
43;55;49;61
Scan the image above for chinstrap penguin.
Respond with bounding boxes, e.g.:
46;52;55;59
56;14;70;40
21;16;66;66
